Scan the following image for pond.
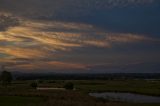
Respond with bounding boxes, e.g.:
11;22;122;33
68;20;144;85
89;92;160;103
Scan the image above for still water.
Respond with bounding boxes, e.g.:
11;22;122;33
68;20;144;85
89;92;160;103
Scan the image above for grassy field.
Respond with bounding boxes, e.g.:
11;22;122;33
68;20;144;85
36;79;160;96
0;96;44;106
0;79;160;106
74;80;160;96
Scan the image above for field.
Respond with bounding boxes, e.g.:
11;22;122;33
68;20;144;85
0;79;160;106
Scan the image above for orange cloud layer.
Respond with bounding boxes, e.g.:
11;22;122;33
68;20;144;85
10;61;88;72
0;46;48;59
0;20;159;71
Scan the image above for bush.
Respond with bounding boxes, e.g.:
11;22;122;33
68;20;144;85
0;71;12;86
37;80;43;84
48;80;55;83
64;82;74;90
30;82;38;89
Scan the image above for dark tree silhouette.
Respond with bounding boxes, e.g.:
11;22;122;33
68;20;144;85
30;82;38;89
0;67;13;86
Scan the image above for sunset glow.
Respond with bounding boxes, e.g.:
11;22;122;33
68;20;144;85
0;0;160;73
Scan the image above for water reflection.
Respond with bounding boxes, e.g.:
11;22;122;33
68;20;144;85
89;92;160;103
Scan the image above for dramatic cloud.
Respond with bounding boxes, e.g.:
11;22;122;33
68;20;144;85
0;0;160;73
0;46;48;59
10;61;88;73
0;19;159;72
0;14;19;31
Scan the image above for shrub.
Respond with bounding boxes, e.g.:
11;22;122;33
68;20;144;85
64;82;74;90
0;71;12;86
38;80;43;84
30;82;38;89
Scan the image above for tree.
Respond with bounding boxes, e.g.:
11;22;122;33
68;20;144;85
64;82;74;90
0;71;13;86
30;82;38;89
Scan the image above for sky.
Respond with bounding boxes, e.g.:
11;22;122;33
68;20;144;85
0;0;160;73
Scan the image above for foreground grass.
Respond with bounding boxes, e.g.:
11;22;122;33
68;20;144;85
0;91;159;106
0;96;44;106
0;79;160;106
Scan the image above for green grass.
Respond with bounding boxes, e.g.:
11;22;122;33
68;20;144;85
71;80;160;96
33;79;160;96
2;79;160;95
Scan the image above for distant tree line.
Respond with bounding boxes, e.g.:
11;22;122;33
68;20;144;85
15;73;160;80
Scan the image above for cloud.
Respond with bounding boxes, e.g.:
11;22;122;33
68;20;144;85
106;33;158;43
1;0;159;37
0;46;49;59
0;0;155;20
1;20;158;50
9;61;88;72
0;0;159;73
0;14;19;31
0;19;159;72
